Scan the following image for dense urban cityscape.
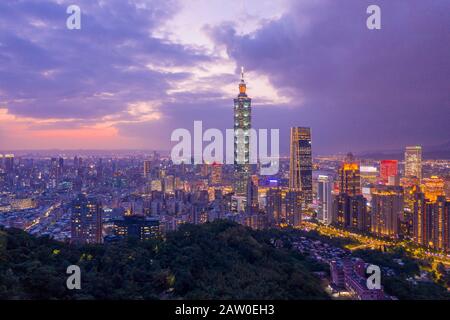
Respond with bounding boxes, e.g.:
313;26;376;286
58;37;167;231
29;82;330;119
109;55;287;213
1;72;449;300
0;1;449;311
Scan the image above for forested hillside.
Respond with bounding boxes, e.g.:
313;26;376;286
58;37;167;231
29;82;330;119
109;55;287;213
0;221;328;300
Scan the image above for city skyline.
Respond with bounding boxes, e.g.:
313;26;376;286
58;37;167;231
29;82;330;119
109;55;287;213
1;0;449;306
0;0;449;154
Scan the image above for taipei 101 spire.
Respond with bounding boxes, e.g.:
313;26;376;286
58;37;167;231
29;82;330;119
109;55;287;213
233;66;252;195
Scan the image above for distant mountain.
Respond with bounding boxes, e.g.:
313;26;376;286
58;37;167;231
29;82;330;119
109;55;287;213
358;141;450;160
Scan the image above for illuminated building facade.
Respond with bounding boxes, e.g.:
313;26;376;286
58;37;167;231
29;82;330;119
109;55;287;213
211;162;223;185
370;186;404;238
246;176;259;215
243;212;267;230
143;160;151;178
3;154;14;173
332;193;368;231
433;196;450;252
285;190;303;227
331;259;386;300
338;162;361;196
266;188;283;226
380;160;398;184
317;175;332;224
266;188;286;225
405;146;422;181
10;198;36;210
422;176;445;202
413;191;450;252
71;194;103;244
413;192;433;247
234;67;252;195
289;127;313;204
151;179;163;192
360;166;378;186
113;216;160;241
164;175;175;193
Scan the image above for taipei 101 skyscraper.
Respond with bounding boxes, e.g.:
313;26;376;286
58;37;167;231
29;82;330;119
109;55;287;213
233;67;252;195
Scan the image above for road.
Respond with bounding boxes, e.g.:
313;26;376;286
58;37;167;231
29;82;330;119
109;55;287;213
299;221;450;266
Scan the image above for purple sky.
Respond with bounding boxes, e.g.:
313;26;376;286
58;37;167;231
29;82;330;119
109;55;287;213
0;0;449;154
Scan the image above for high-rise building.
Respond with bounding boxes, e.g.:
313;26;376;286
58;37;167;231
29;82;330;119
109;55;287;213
57;157;64;177
71;194;103;244
422;176;445;202
4;154;14;173
266;188;283;226
143;160;151;178
151;179;162;192
289;127;313;204
285;190;303;227
112;216;160;241
413;191;433;247
211;162;222;185
433;196;450;252
370;186;404;238
413;191;450;252
234;67;252;195
332;193;368;231
349;195;368;232
380;160;398;184
360;166;378;187
332;194;348;228
317;175;332;224
405;146;422;181
338;162;361;196
164;175;175;193
246;176;259;215
200;163;209;177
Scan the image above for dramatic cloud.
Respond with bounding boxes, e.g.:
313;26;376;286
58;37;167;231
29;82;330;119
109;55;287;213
0;0;205;118
0;0;448;153
209;0;450;153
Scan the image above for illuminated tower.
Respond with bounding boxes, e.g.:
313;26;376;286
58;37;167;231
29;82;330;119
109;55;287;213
405;146;422;181
413;191;432;246
289;127;313;204
318;175;332;224
234;67;252;195
433;196;450;252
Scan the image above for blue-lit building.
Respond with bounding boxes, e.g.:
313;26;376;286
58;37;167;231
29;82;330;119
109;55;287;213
112;215;160;241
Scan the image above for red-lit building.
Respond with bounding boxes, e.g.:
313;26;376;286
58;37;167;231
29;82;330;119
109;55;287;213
380;160;398;184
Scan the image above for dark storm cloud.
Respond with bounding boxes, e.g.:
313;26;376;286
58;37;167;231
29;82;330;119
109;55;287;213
0;0;211;120
1;0;448;153
209;0;450;153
